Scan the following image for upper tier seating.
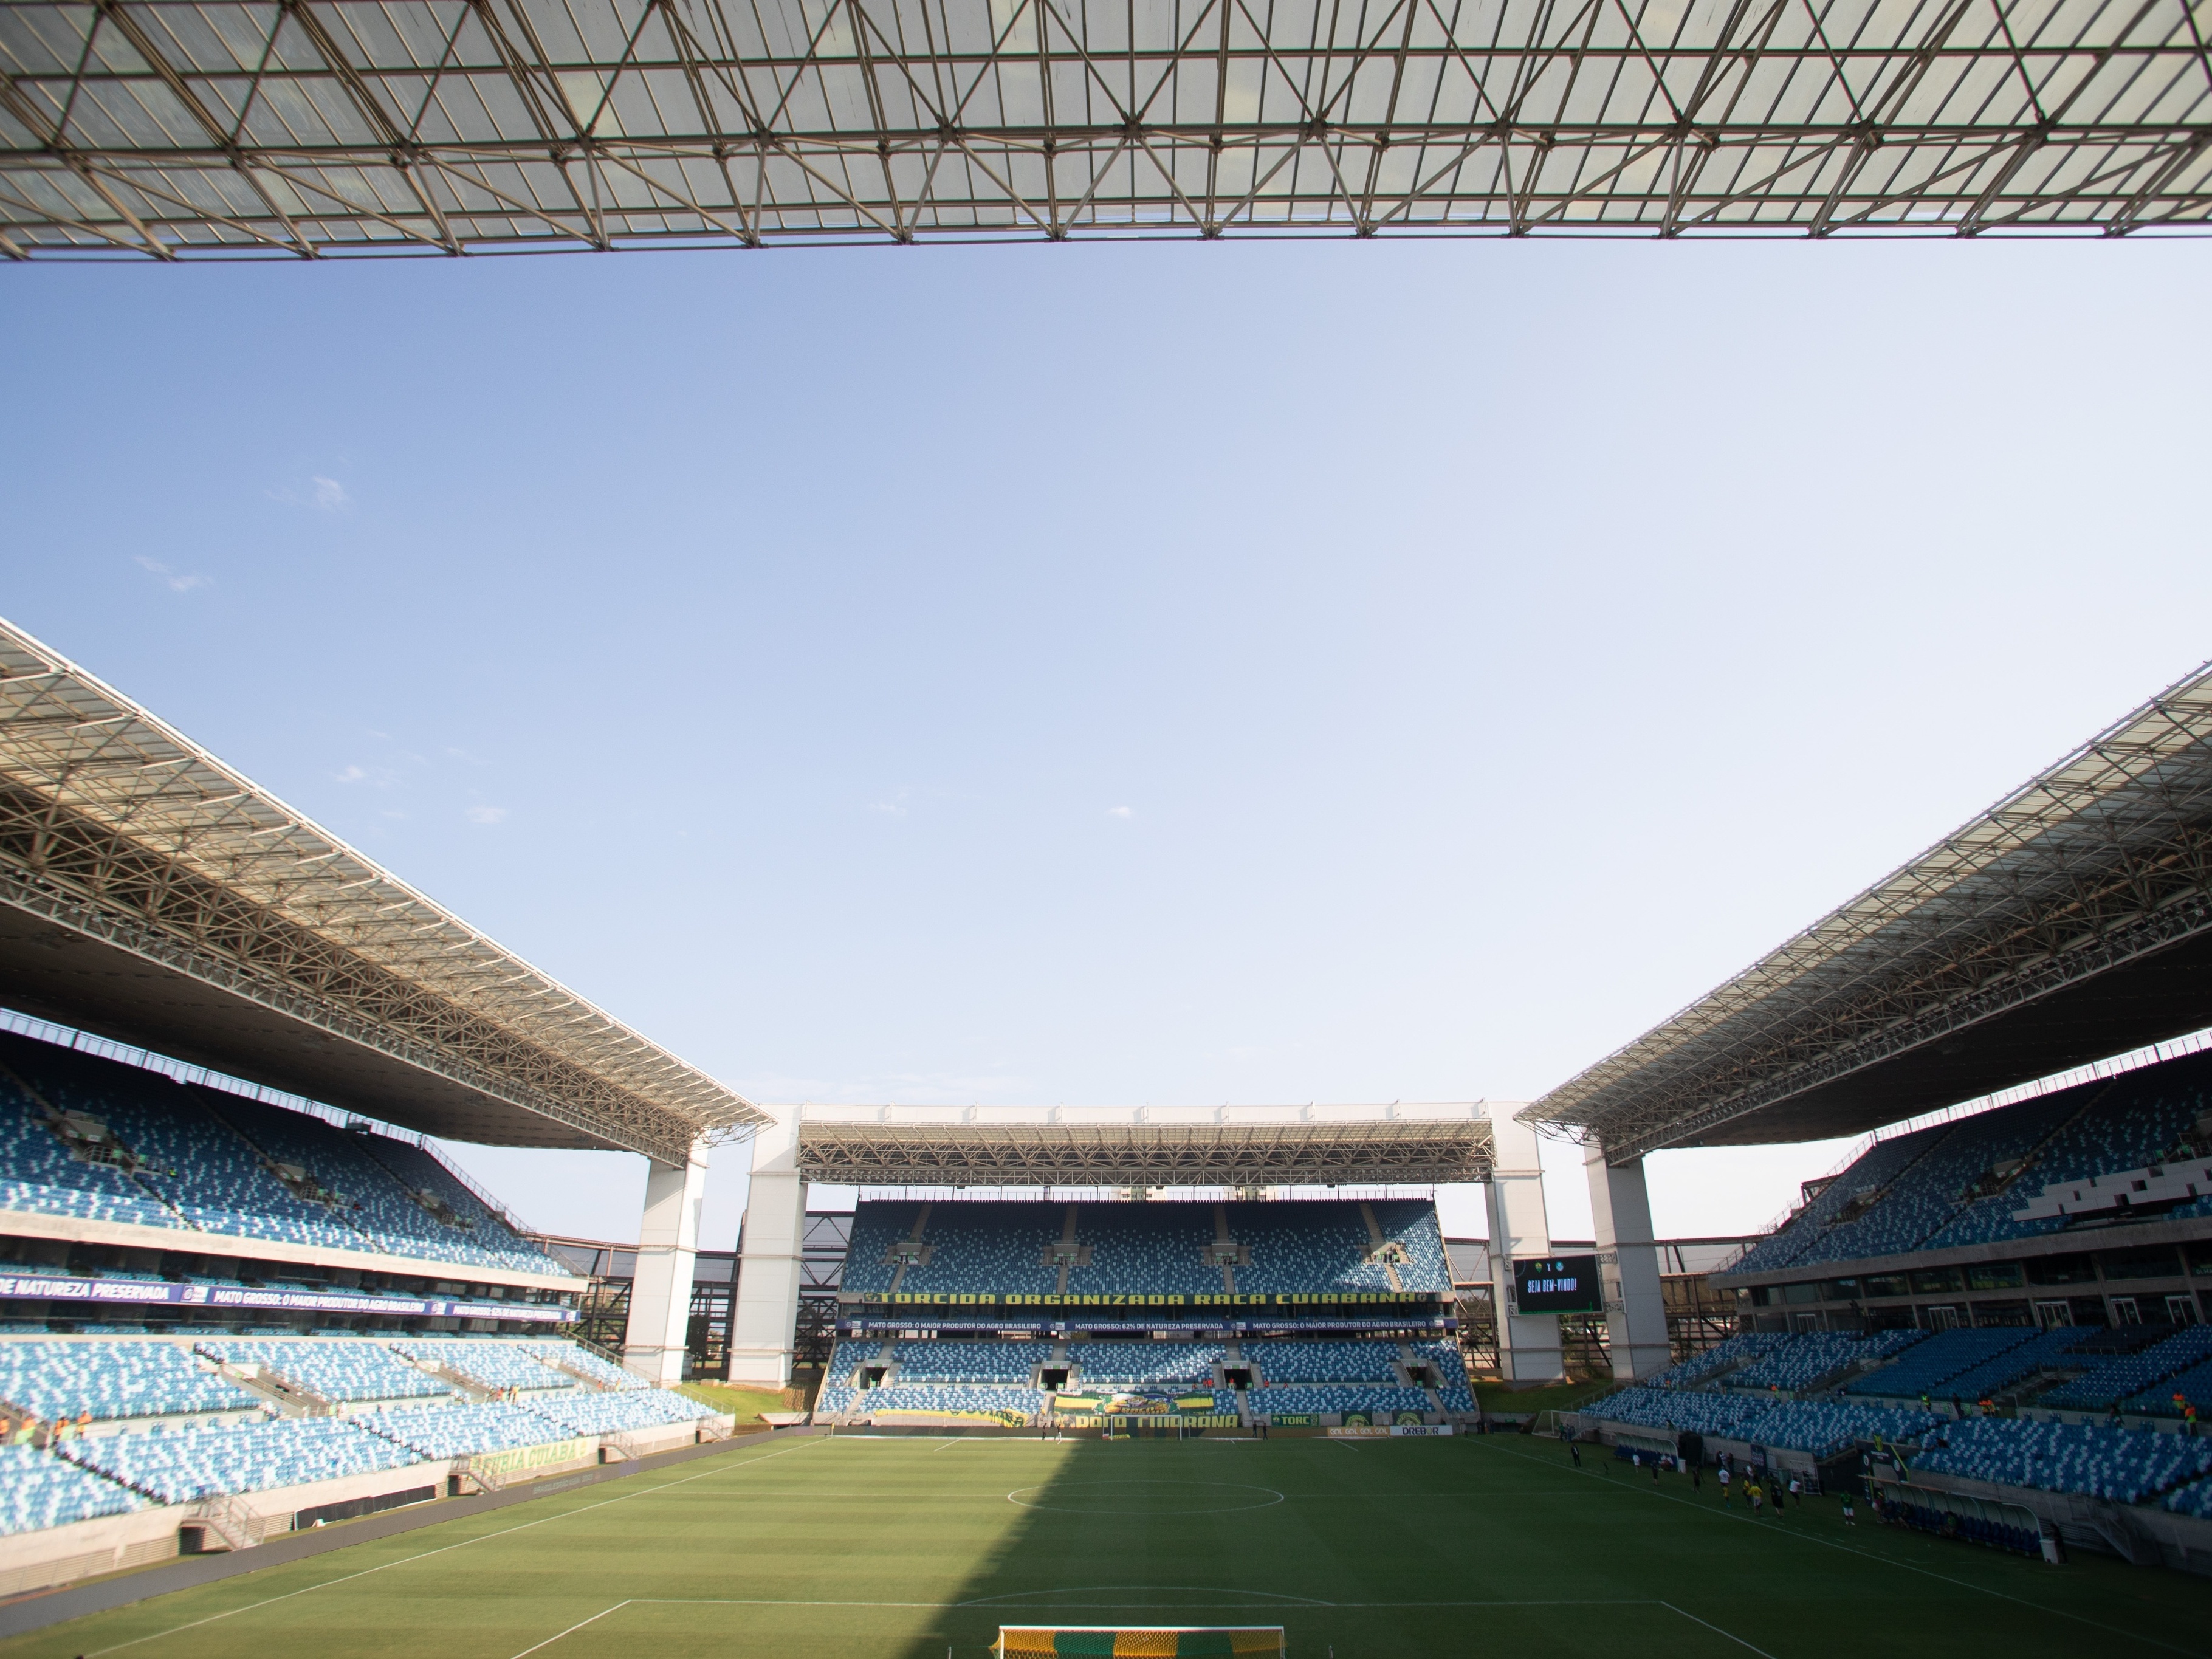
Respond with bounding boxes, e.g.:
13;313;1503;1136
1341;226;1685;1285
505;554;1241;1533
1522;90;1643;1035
1845;1328;2038;1399
523;1388;715;1437
1647;1332;1785;1389
60;1416;422;1503
1065;1204;1218;1297
523;1341;646;1390
1729;1053;2212;1275
1590;1387;1773;1438
2039;1327;2212;1410
891;1341;1041;1382
1728;1330;1923;1392
356;1402;584;1459
389;1339;578;1393
1912;1417;2212;1503
0;1444;144;1535
1071;1342;1223;1384
837;1197;1454;1298
2164;1472;2212;1518
859;1384;1045;1418
0;1033;568;1276
1922;1053;2212;1251
199;1339;452;1406
1244;1339;1396;1383
0;1341;261;1422
1247;1384;1429;1418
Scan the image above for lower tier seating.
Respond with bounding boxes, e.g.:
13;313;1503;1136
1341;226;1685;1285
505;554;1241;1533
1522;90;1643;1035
1070;1342;1223;1384
58;1416;424;1503
891;1340;1042;1382
0;1443;145;1535
1646;1332;1785;1389
1845;1328;2039;1400
1247;1385;1429;1418
2039;1327;2212;1410
860;1384;1045;1418
0;1341;259;1422
1243;1339;1395;1383
355;1402;585;1459
197;1339;453;1405
523;1388;715;1437
1728;1330;1923;1392
1911;1416;2212;1504
1589;1387;1940;1453
388;1339;578;1394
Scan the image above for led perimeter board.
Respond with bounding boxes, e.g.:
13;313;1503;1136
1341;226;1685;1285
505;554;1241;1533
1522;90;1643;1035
1514;1255;1603;1314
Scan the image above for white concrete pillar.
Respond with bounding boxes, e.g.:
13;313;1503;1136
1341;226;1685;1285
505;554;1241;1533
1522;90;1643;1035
726;1108;807;1388
623;1141;709;1386
1482;1103;1566;1386
1585;1143;1671;1382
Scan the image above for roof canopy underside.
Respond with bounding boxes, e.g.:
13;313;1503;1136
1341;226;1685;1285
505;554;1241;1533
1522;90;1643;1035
0;618;763;1165
1;0;2207;259
1525;662;2212;1163
798;1113;1496;1185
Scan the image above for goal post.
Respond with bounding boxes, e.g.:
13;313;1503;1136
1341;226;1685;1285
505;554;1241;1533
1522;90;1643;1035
996;1627;1286;1657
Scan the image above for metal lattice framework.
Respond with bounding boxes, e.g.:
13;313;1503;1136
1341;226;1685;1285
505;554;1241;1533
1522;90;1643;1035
0;616;764;1164
1525;661;2212;1164
1;0;2208;257
796;1102;1496;1184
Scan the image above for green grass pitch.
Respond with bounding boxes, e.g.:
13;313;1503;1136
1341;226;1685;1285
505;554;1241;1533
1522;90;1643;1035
6;1433;2204;1659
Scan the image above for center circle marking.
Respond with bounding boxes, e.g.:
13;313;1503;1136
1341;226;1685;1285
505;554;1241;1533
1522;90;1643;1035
1006;1480;1286;1516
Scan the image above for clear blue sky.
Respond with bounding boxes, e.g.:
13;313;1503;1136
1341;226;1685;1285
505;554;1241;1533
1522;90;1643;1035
4;239;2207;1252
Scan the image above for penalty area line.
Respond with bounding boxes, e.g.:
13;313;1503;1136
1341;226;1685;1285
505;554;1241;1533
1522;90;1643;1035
1662;1601;1777;1658
512;1601;634;1659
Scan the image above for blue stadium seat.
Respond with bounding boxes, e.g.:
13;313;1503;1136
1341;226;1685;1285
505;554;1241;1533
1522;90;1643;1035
1071;1342;1223;1385
0;1341;261;1423
1065;1206;1218;1297
892;1340;1043;1382
60;1416;422;1503
1845;1328;2037;1400
1913;1416;2212;1503
1243;1340;1396;1383
197;1339;453;1406
523;1388;716;1436
387;1339;579;1393
355;1402;585;1459
0;1444;145;1534
1247;1384;1429;1418
2039;1327;2212;1410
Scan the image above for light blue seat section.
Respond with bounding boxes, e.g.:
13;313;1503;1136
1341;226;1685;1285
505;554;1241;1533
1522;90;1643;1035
388;1339;575;1393
890;1341;1040;1382
836;1203;920;1296
0;1032;565;1274
1728;1330;1922;1392
1367;1201;1453;1294
1247;1384;1429;1417
1590;1387;1941;1454
355;1402;582;1459
2165;1473;2212;1518
1070;1342;1223;1385
1845;1328;2038;1399
1939;1327;2102;1400
1728;1131;1949;1275
346;1130;568;1275
1913;1417;2212;1503
60;1417;423;1503
1407;1339;1476;1411
2039;1327;2212;1410
0;1444;145;1534
0;1341;260;1421
1921;1051;2212;1250
199;1339;452;1405
1228;1201;1391;1294
2133;1359;2212;1415
1244;1339;1396;1382
1646;1332;1787;1389
522;1342;645;1390
893;1203;1062;1296
817;1380;859;1414
523;1388;715;1436
1743;1401;1943;1456
1065;1205;1217;1297
861;1383;1045;1417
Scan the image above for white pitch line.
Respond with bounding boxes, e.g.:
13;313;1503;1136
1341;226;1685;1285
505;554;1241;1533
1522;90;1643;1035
1662;1601;1779;1658
511;1601;634;1659
83;1437;825;1658
1480;1440;2196;1657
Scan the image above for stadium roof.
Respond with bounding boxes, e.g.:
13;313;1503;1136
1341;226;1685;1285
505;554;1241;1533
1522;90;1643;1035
0;616;764;1165
1;0;2206;257
795;1102;1496;1186
1523;662;2212;1163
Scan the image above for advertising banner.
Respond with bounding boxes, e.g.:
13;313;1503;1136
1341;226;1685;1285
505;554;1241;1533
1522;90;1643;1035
472;1435;592;1476
0;1272;577;1324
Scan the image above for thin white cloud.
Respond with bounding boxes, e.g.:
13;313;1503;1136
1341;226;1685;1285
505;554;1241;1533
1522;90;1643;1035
868;802;908;817
311;476;349;511
1107;805;1133;819
334;764;368;783
134;556;208;593
465;805;507;825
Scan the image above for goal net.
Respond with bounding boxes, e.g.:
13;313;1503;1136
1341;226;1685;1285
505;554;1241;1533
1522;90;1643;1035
997;1627;1285;1657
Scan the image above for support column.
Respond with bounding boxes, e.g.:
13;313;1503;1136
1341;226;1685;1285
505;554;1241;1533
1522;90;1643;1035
1585;1142;1671;1382
1482;1103;1566;1386
622;1141;709;1386
726;1109;806;1388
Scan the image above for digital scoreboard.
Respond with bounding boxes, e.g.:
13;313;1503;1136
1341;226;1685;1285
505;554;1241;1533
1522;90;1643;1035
1512;1255;1604;1314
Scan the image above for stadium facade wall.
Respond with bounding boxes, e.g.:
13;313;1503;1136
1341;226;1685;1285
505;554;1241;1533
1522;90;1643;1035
727;1111;807;1388
622;1146;707;1387
1585;1148;1671;1381
1875;1465;2212;1577
1483;1107;1565;1386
